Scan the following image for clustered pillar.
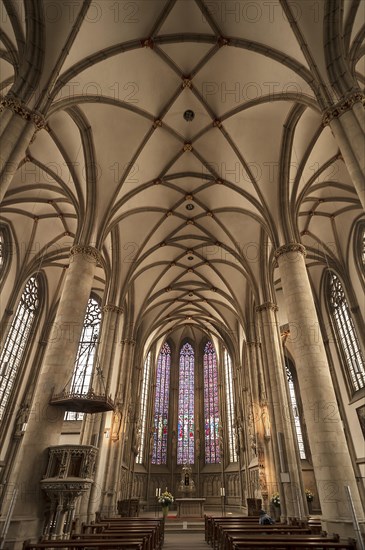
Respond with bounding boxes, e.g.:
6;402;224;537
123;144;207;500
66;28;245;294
6;245;100;541
275;243;364;536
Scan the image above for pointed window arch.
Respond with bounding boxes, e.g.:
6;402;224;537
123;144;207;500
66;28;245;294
0;225;11;283
224;349;238;463
177;342;195;465
284;357;306;459
0;229;4;273
136;351;151;464
327;272;365;393
203;341;220;463
152;343;171;464
65;295;101;421
0;276;40;420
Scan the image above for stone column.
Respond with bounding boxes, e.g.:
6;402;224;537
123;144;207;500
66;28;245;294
323;93;365;210
80;304;124;522
0;96;46;202
275;243;364;536
246;341;275;512
101;338;136;516
256;303;306;521
6;245;99;542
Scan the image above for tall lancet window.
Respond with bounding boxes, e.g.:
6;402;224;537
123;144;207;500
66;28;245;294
65;295;101;420
0;276;40;421
224;349;238;463
0;229;4;273
285;357;306;459
136;352;151;464
152;343;171;464
177;342;195;464
204;341;220;463
328;272;365;392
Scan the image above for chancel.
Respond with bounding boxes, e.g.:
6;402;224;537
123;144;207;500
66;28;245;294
0;0;364;548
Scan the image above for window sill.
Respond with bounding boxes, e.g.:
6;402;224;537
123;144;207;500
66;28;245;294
349;387;365;405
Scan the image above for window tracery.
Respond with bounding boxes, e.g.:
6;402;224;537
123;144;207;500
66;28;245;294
177;342;195;465
0;276;40;420
65;295;101;421
328;272;365;392
152;343;171;464
224;349;238;463
203;341;220;464
136;352;151;464
285;358;306;459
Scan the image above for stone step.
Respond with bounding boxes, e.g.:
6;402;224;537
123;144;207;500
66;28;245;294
164;520;205;532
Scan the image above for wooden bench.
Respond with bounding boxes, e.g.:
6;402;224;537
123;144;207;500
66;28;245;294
213;520;310;549
24;540;144;550
72;531;155;550
80;518;163;550
225;534;340;550
204;515;260;545
231;541;356;550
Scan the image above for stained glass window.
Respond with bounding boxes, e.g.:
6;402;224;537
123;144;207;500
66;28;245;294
177;343;195;465
136;352;151;464
328;272;365;392
224;349;238;463
285;358;306;459
0;229;4;271
152;343;171;464
204;341;220;463
0;276;40;421
65;296;101;420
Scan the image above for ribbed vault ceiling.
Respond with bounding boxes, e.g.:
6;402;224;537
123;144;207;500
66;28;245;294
1;0;364;356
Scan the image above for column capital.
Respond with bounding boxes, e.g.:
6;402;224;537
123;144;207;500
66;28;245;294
102;304;124;315
120;339;136;346
246;341;261;348
0;94;47;130
70;245;101;264
274;243;306;260
255;302;278;313
322;91;365;126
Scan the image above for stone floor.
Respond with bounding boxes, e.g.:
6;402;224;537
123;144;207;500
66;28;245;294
163;531;208;550
144;507;243;549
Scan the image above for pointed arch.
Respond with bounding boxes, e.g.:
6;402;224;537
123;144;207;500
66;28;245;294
177;342;195;465
326;271;365;394
223;348;238;463
136;351;151;465
152;342;171;465
64;293;102;421
284;355;307;459
203;341;221;464
0;275;41;420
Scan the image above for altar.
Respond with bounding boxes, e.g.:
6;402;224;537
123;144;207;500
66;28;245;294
175;498;206;518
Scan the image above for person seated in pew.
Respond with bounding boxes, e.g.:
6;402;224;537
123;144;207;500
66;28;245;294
259;509;275;525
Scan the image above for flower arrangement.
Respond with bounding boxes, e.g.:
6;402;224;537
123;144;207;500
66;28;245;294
271;492;280;507
158;490;174;507
305;489;314;502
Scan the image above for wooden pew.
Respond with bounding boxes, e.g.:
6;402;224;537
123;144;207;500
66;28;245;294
213;520;309;549
80;518;163;550
204;515;260;545
24;540;144;550
75;529;158;550
225;534;340;550
231;541;356;550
